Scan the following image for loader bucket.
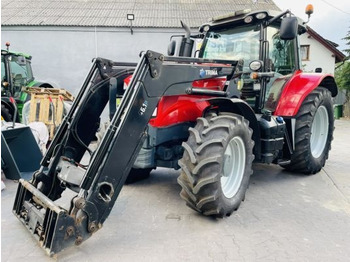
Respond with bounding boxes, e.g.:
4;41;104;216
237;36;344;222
1;126;42;180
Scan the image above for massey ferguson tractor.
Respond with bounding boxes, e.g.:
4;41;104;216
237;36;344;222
13;8;337;255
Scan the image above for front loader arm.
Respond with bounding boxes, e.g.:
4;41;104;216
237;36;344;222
13;51;237;255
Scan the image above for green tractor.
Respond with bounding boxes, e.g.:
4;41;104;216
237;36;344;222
1;42;54;122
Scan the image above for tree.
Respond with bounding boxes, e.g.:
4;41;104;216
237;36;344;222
343;27;350;57
335;62;350;90
335;27;350;117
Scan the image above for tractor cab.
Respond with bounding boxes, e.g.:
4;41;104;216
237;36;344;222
198;9;306;112
1;44;35;98
169;8;310;113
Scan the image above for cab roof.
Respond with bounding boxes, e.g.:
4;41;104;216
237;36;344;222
204;9;307;35
1;49;32;59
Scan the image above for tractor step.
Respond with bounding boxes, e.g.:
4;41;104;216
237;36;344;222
277;159;291;165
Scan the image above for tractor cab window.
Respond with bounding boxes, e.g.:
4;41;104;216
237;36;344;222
1;58;5;82
268;27;297;75
9;55;33;89
201;25;260;68
1;57;7;95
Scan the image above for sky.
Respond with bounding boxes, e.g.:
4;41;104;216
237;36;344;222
272;0;350;54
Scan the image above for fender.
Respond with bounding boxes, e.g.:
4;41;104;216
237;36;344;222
274;70;337;117
29;81;54;88
145;78;226;128
149;95;210;127
206;97;261;160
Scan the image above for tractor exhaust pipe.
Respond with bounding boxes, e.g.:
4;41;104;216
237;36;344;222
181;20;191;38
179;21;194;57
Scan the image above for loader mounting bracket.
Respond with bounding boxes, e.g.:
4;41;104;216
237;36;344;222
146;50;164;79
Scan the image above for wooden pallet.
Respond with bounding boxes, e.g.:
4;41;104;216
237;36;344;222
28;93;70;139
23;86;74;101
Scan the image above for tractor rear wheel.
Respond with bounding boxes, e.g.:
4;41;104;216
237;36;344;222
280;87;334;174
1;104;12;122
177;113;254;218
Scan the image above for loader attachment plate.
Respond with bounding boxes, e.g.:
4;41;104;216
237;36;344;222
13;179;78;256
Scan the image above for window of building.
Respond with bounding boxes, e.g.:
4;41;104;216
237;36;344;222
300;45;310;61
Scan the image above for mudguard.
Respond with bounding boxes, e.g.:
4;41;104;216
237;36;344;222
139;78;226;128
149;95;210;127
271;70;337;117
29;81;54;88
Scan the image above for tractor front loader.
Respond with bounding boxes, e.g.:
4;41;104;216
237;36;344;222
13;51;239;255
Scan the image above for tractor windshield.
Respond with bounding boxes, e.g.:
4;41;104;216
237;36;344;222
200;25;297;75
201;25;260;66
9;56;34;85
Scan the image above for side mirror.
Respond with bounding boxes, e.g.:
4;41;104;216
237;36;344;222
167;40;176;56
280;16;298;40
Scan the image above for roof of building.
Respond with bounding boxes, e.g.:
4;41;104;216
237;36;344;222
1;0;280;28
306;26;346;63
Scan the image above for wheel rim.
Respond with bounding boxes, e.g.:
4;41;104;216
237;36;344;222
310;105;329;158
221;136;246;198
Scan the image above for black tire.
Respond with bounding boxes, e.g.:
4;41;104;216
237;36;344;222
1;104;12;122
125;168;153;184
280;87;334;174
177;113;254;218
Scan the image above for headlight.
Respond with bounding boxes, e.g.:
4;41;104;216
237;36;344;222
249;60;263;71
199;24;210;33
255;13;267;20
203;25;210;32
244;16;253;23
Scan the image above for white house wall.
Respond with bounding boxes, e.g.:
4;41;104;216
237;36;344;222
1;26;183;95
2;27;338;96
299;33;336;75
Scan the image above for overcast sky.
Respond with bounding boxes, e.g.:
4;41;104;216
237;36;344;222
272;0;350;54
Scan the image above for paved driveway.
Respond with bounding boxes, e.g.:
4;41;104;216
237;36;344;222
2;119;350;262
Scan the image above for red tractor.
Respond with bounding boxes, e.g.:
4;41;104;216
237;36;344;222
13;8;336;255
127;8;336;215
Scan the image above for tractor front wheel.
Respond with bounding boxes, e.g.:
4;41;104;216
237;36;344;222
177;113;254;218
280;87;334;174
